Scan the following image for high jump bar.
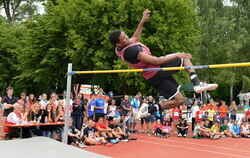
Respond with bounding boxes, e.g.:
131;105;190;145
68;62;250;75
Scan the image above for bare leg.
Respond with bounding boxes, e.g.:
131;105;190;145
160;92;184;110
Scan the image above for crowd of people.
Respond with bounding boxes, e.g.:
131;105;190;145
0;87;250;148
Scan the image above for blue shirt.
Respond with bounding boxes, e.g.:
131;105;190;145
88;100;95;116
95;98;105;113
232;124;240;135
131;98;140;109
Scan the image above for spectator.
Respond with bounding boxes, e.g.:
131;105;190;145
240;120;250;138
245;92;250;106
237;91;245;107
86;94;96;120
232;120;240;135
130;93;141;133
67;117;87;148
177;119;188;138
40;93;48;109
23;104;32;122
2;87;18;117
220;119;237;138
95;117;118;143
17;92;27;106
172;107;180;129
107;99;117;125
162;121;171;137
94;92;105;122
227;118;234;130
210;121;223;139
245;108;250;122
195;106;203;122
72;96;85;130
204;119;211;128
27;94;36;109
41;103;55;138
193;121;206;138
191;100;200;131
31;103;45;136
206;99;218;111
180;105;188;121
109;118;128;141
120;95;132;133
3;104;31;139
103;96;110;123
144;97;154;133
207;105;216;127
153;119;163;137
218;101;228;123
83;119;107;145
230;101;237;121
55;104;65;122
49;94;58;112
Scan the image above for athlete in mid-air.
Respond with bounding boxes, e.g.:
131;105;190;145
109;9;218;118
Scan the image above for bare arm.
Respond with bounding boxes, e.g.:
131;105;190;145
130;9;151;43
137;52;192;65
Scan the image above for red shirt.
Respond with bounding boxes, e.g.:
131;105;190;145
206;103;218;110
245;111;250;120
95;123;107;130
172;109;180;120
153;123;163;131
195;111;203;121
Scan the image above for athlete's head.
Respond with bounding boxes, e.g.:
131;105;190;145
109;30;130;47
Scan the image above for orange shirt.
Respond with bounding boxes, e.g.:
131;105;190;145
206;103;218;110
218;105;228;118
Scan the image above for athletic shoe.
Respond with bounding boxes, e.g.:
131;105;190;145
178;133;182;137
194;82;218;93
78;143;87;148
122;139;129;142
183;134;187;138
135;103;150;120
110;139;118;144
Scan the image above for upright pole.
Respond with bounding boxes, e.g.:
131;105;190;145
63;63;72;144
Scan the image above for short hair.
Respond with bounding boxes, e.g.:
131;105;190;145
6;87;13;91
109;30;121;45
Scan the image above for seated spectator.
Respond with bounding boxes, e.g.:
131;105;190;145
41;103;55;138
55;104;65;122
3;104;31;139
220;119;237;138
109;118;128;141
202;111;209;120
227;118;234;130
204;119;211;128
210;121;223;139
232;120;240;136
67;117;87;148
23;104;32;123
154;119;163;137
95;117;118;143
240;120;250;138
177;119;188;138
83;119;106;145
117;116;126;133
30;103;46;136
162;120;171;137
193;121;208;138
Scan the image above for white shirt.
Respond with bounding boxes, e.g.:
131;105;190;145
7;112;20;124
40;99;49;108
63;99;73;106
191;105;200;118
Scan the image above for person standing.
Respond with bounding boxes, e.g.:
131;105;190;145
2;87;18;117
86;94;96;120
190;100;200;131
218;101;228;123
17;92;27;107
39;93;49;109
230;101;237;121
130;93;140;133
72;96;85;130
237;91;245;107
94;92;105;122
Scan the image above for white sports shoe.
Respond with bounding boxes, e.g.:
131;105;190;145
194;82;218;93
135;103;150;120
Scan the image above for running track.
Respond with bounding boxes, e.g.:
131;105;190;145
84;133;250;158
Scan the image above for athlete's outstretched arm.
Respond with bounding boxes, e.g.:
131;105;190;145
130;9;151;43
137;52;192;65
